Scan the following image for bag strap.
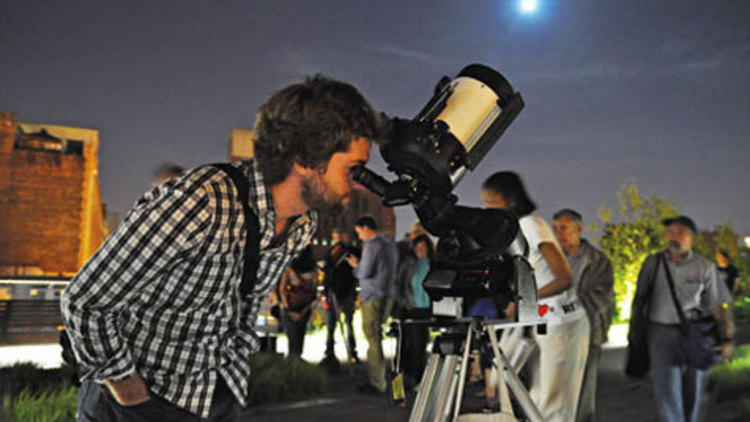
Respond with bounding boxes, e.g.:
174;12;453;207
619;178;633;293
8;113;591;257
658;252;690;335
211;163;260;298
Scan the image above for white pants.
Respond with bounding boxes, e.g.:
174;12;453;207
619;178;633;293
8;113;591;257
529;316;590;422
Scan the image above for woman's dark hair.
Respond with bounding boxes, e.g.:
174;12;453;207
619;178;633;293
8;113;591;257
254;75;384;185
412;234;435;261
481;171;536;217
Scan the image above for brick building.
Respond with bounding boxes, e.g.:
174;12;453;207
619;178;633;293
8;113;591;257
228;127;396;258
0;112;105;276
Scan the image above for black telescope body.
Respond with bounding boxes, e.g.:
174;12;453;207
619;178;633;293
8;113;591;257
351;64;528;302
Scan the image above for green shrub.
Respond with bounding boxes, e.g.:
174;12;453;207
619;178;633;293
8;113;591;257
0;363;75;397
2;386;77;422
247;353;329;405
0;353;329;419
707;345;750;401
734;295;750;324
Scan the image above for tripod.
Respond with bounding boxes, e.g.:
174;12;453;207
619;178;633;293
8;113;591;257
408;317;546;422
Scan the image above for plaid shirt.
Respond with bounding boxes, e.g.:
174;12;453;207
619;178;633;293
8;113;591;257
61;160;316;418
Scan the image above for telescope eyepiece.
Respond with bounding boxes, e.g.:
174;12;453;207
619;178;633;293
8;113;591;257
350;165;390;198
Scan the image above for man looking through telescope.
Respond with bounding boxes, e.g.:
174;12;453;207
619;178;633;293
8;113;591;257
62;75;383;421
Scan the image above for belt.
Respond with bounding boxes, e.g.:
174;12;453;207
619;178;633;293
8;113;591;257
548;301;578;315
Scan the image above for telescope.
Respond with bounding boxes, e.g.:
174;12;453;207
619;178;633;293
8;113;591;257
351;64;538;321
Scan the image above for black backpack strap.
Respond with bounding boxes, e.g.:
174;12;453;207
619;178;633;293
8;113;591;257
211;163;260;298
659;252;691;336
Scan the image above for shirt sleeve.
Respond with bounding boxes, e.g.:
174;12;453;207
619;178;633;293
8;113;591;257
353;239;379;280
520;215;557;250
580;252;615;327
60;169;216;382
700;263;732;310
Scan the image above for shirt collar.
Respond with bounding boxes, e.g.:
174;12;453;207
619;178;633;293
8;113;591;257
240;159;316;244
667;249;693;265
243;159;275;218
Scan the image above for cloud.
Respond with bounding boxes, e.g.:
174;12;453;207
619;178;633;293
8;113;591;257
516;39;750;84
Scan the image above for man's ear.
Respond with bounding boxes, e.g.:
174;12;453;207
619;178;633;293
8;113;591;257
292;161;314;177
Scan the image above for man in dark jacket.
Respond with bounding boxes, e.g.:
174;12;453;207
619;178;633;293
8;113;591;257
553;209;614;422
627;216;734;422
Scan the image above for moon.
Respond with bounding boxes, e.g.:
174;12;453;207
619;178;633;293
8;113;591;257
519;0;539;14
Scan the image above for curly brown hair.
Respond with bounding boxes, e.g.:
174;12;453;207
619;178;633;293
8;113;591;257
253;75;384;185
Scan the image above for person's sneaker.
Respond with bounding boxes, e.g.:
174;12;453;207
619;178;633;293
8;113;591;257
357;383;386;395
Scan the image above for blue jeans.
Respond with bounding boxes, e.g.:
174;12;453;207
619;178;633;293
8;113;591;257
648;323;704;422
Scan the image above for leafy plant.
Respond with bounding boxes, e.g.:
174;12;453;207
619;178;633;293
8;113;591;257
591;181;678;322
2;386;77;422
247;353;329;405
707;345;750;402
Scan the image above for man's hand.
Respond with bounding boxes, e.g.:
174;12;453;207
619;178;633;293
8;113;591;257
713;341;734;363
104;373;151;406
345;254;359;268
404;301;414;311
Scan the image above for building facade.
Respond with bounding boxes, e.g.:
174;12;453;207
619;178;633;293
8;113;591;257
0;112;105;277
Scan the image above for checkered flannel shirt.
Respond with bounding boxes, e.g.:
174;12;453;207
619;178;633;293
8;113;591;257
61;160;316;418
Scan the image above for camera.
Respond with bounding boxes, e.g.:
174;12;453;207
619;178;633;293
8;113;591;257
352;64;539;322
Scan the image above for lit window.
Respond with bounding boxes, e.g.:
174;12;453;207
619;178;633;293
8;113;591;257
30;289;38;297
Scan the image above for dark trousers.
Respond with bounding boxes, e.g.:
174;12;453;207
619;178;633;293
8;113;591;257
76;376;241;421
324;293;357;358
400;308;431;386
576;344;601;422
282;309;311;357
648;323;705;422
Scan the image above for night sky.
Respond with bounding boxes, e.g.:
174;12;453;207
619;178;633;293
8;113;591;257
2;1;749;237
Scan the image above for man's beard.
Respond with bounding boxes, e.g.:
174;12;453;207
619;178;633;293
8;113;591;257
301;172;346;216
668;240;684;254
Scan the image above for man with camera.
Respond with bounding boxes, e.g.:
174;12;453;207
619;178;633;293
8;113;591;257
552;209;614;422
321;228;360;368
628;216;734;422
62;76;382;421
346;215;399;394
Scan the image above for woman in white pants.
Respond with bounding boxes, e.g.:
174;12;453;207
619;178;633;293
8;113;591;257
481;171;590;422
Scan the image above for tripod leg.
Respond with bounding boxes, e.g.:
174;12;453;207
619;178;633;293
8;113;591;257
434;355;460;422
410;353;442;422
487;327;543;422
451;321;474;421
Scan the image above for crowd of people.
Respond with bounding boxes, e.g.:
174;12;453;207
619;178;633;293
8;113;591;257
59;74;739;422
271;170;739;422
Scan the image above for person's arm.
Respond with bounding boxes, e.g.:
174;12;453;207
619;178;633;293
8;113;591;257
704;265;736;361
60;169;216;405
580;254;616;328
278;268;292;309
351;241;379;279
536;242;573;298
627;254;657;344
